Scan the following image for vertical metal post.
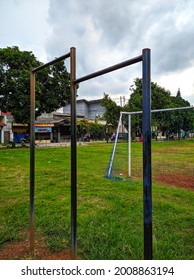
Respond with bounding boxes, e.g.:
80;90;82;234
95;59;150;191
128;114;131;177
70;47;77;259
30;69;35;252
142;48;152;260
107;112;122;177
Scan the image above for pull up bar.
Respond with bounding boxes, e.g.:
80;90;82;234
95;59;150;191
74;54;142;84
30;47;152;260
32;52;71;73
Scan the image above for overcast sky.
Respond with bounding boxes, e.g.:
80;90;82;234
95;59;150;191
0;0;194;105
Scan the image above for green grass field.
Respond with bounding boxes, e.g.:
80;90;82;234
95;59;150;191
111;139;194;187
0;140;193;260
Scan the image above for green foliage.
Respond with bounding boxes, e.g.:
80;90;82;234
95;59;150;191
168;95;193;132
78;119;88;134
100;93;121;127
88;121;104;139
125;78;194;133
0;46;70;123
77;119;104;139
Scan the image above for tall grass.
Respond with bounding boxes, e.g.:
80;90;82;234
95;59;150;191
0;141;193;259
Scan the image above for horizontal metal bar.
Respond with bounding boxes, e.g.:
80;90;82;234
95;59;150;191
121;106;194;115
74;55;142;84
32;52;71;72
151;106;193;113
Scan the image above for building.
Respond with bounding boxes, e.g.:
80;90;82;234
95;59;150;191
35;112;71;143
0;111;13;144
34;99;105;143
63;99;105;119
0;99;106;144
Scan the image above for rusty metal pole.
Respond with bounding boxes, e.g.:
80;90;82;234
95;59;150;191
29;51;71;255
30;68;35;252
142;48;152;260
70;47;77;259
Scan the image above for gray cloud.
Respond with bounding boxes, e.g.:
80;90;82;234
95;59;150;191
47;0;194;73
1;0;193;104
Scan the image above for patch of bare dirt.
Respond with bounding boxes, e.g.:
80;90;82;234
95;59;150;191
0;239;72;260
154;173;194;190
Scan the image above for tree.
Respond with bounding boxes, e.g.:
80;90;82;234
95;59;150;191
125;78;194;134
77;119;104;140
126;78;172;111
88;121;104;140
0;46;71;124
168;95;193;133
100;93;121;127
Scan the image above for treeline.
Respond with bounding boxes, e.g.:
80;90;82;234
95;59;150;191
101;78;194;135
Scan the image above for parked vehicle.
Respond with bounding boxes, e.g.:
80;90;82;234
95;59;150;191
20;138;30;147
